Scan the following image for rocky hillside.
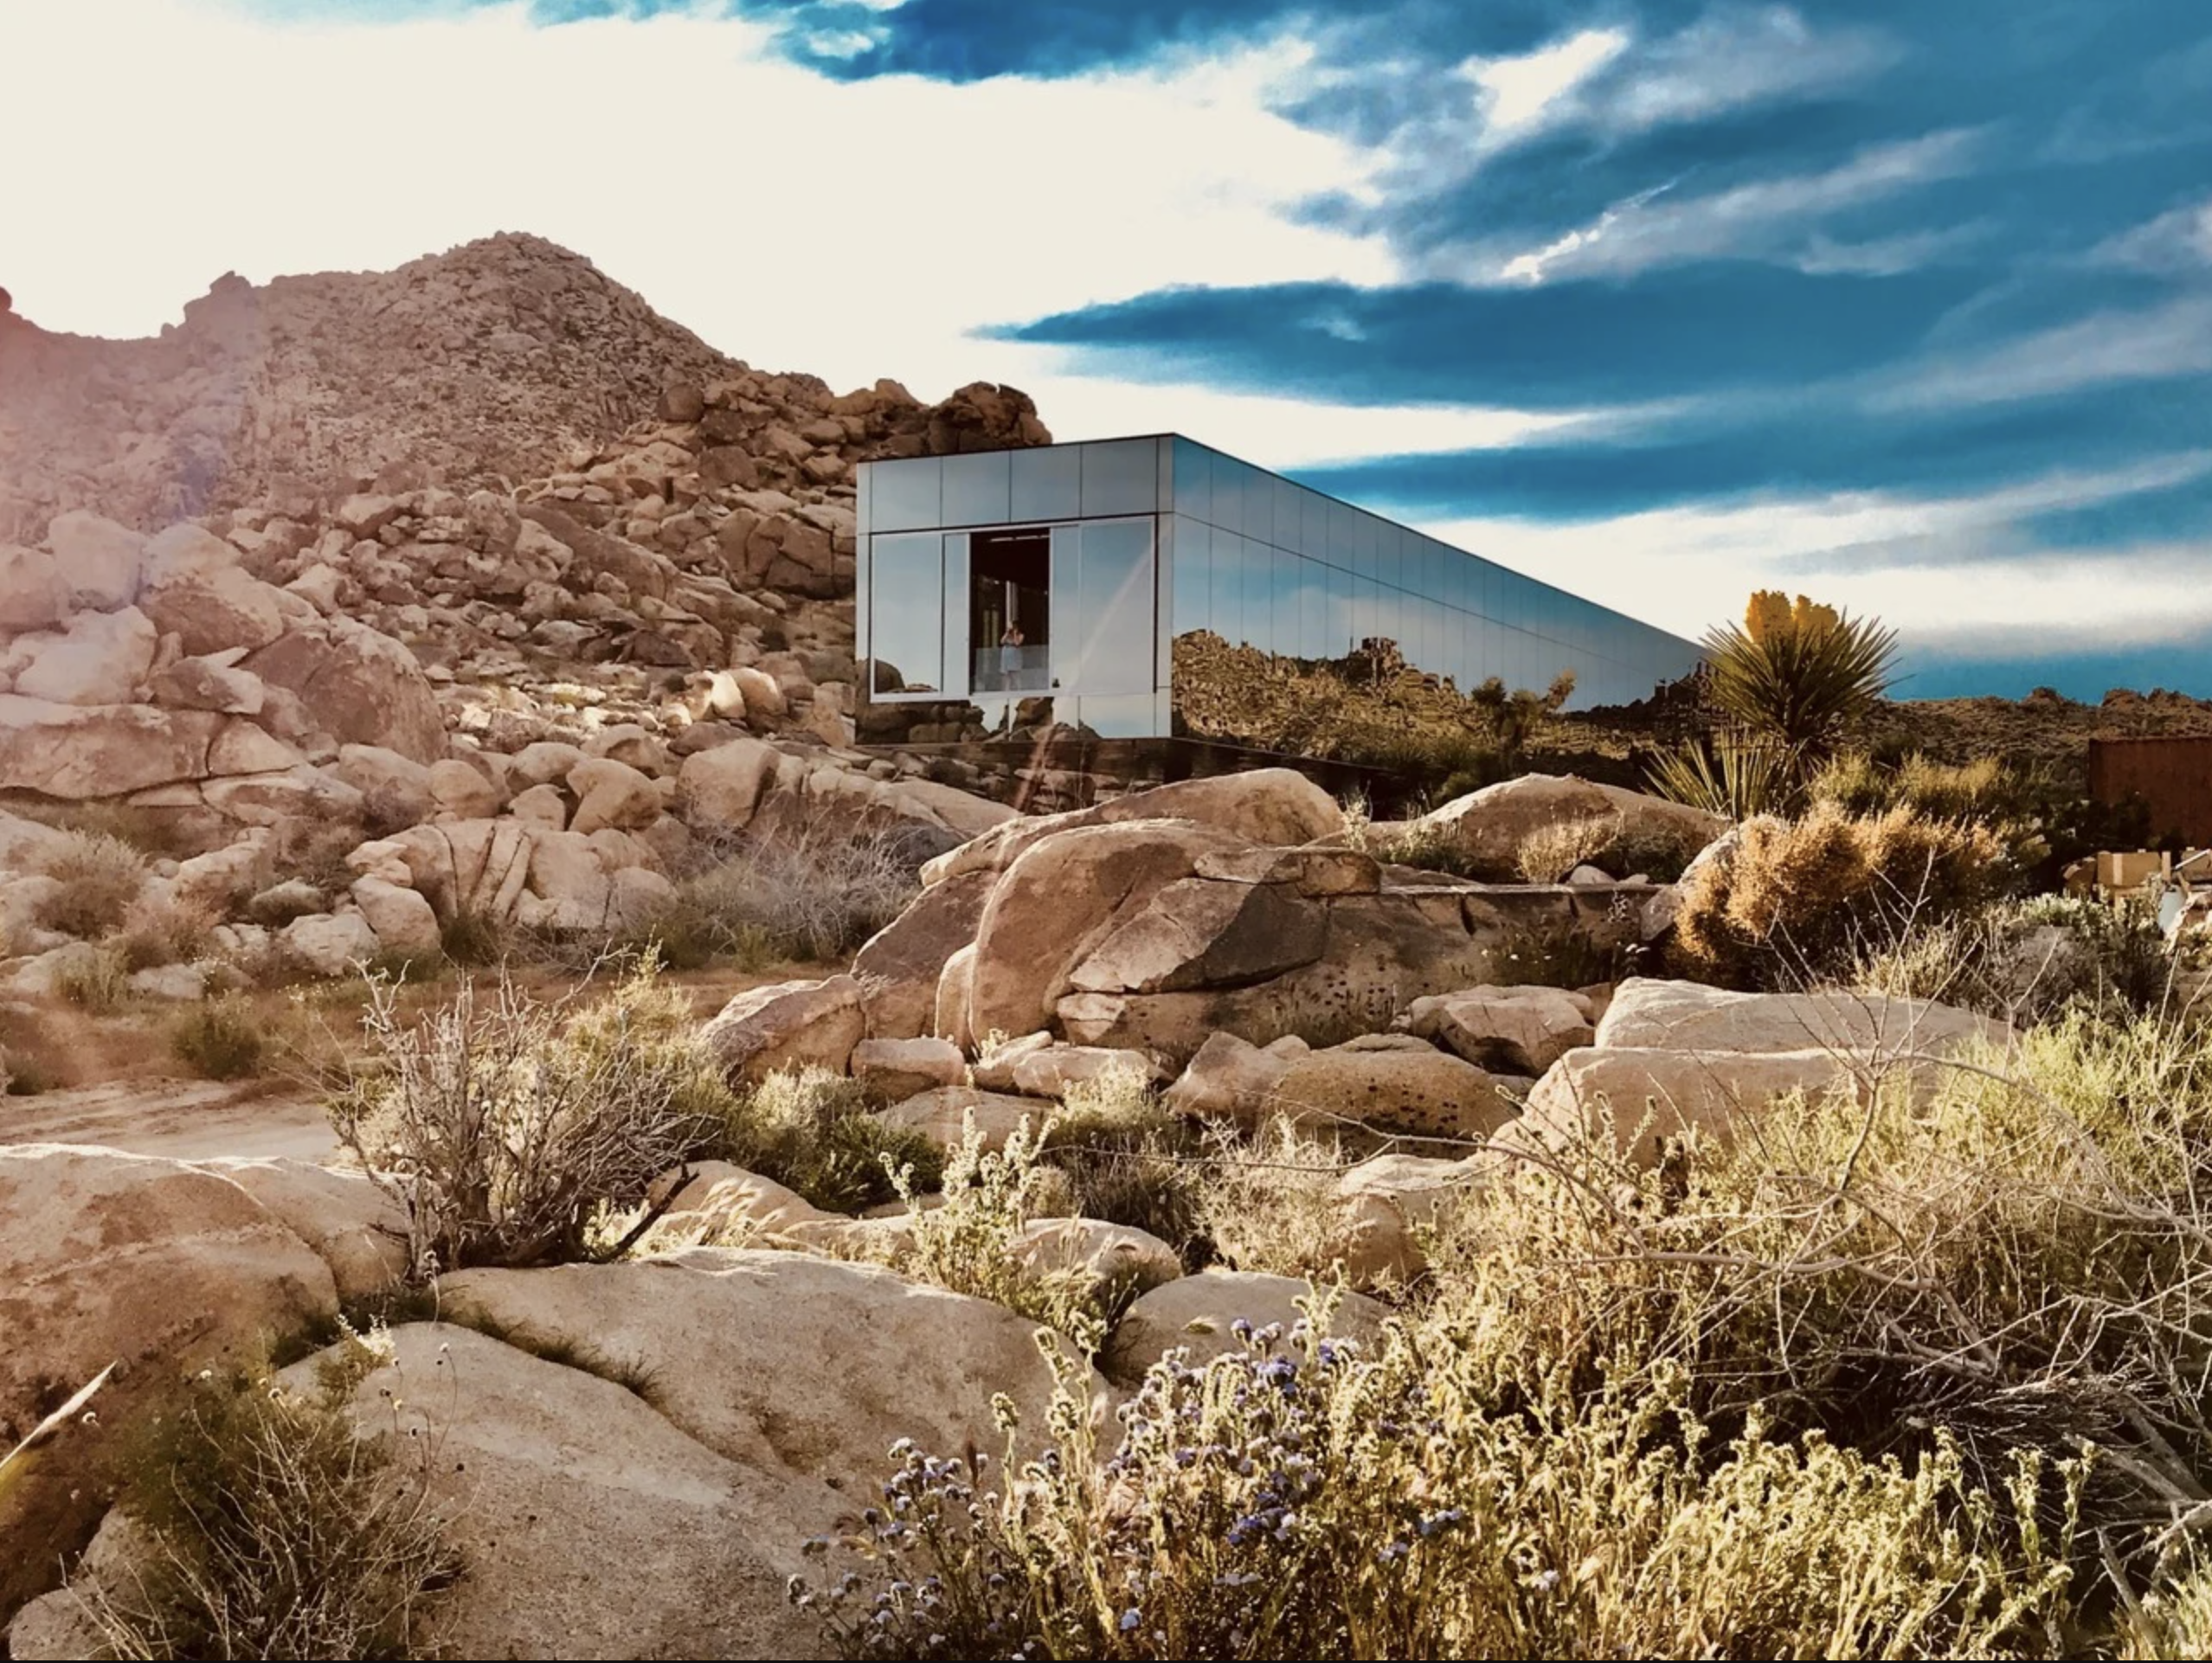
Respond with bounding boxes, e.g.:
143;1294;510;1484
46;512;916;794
3;233;820;537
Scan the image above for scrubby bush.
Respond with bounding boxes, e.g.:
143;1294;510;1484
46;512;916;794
33;830;147;939
116;893;217;972
171;998;267;1082
649;814;919;966
1646;731;1805;820
329;963;725;1275
1672;801;2008;989
1038;1069;1210;1263
82;1331;454;1661
1514;812;1711;883
890;1116;1122;1340
1855;895;2173;1024
1199;1117;1358;1283
715;1066;944;1214
55;943;132;1010
797;1323;2082;1660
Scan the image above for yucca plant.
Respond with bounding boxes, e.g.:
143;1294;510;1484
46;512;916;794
1645;732;1804;821
1702;591;1897;754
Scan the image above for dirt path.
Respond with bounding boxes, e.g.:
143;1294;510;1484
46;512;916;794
0;1076;339;1163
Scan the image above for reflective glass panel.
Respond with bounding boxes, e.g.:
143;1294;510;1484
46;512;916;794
870;532;943;695
941;533;971;699
1274;478;1304;555
1172;440;1211;521
940;452;1012;527
1011;446;1082;522
1081;440;1160;518
1298;558;1328;658
1050;524;1082;690
1304;490;1333;566
1211;528;1245;646
1270;549;1299;652
1078;518;1156;697
871;459;941;533
1244;466;1275;548
1327;562;1354;658
1211;459;1245;534
1352;509;1378;579
1373;520;1401;591
1172;517;1211;639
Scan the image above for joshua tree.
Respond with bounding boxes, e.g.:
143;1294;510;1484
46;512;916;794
1701;590;1897;755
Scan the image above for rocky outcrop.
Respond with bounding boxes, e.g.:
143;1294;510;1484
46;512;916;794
1103;1270;1389;1383
1404;984;1597;1074
1593;979;2012;1058
702;976;866;1086
0;1146;341;1615
1405;774;1727;881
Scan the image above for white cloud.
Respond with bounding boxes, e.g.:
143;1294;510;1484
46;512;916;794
1464;128;1984;285
1461;27;1629;148
0;0;1397;408
2090;197;2212;274
1413;453;2212;648
1884;295;2212;408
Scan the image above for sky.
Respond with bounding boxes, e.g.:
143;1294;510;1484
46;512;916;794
4;0;2209;701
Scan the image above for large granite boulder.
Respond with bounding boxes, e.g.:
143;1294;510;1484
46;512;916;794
1408;774;1727;881
1594;979;2012;1058
701;976;865;1086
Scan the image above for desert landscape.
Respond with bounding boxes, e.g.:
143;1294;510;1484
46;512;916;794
7;226;2212;1660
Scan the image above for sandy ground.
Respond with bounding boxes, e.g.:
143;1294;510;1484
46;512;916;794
0;1076;340;1163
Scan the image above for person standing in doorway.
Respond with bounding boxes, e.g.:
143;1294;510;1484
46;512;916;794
999;621;1026;690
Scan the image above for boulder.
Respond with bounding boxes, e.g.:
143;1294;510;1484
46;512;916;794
1594;979;2012;1059
0;545;68;631
924;767;1343;887
337;743;435;829
642;1162;829;1248
1069;876;1328;995
0;1146;337;1616
148;652;266;715
0;698;222;799
849;869;993;1040
568;757;661;836
12;607;157;705
139;562;286;658
243;615;444;764
677;737;778;831
438;1250;1089;1530
1104;1270;1389;1384
44;511;145;612
966;819;1254;1040
732;665;786;721
1011;1217;1181;1294
351;875;441;959
1007;1043;1165;1099
884;778;1021;841
1161;1031;1296;1122
934;941;979;1050
1404;984;1596;1075
878;1084;1044;1151
363;819;537;923
280;910;380;977
428;757;505;820
968;1030;1055;1092
1271;1040;1517;1139
207;718;304;777
1520;1045;1862;1167
850;1036;968;1103
201;763;364;827
1409;774;1727;881
702;975;865;1086
509;781;569;829
273;1326;814;1660
190;1157;409;1302
511;740;588;789
1334;1153;1490;1285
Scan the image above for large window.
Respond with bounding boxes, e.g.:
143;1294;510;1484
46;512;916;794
870;531;943;696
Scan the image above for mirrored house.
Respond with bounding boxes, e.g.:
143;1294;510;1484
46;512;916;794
857;435;1702;747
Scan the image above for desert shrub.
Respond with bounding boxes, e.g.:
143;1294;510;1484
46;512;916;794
4;798;195;860
1701;589;1898;754
1494;912;1643;989
1855;895;2173;1024
796;1324;2082;1661
33;829;148;938
1514;814;1619;883
1037;1068;1210;1262
1199;1117;1358;1282
1645;731;1805;820
434;907;508;968
891;1116;1119;1340
658;814;919;966
328;962;726;1275
1514;812;1711;884
1672;801;2008;990
82;1331;455;1661
1810;749;2012;821
715;1066;945;1214
2127;1560;2212;1660
55;943;132;1010
115;893;218;972
171;998;267;1082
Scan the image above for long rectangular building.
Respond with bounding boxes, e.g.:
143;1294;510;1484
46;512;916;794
857;434;1702;742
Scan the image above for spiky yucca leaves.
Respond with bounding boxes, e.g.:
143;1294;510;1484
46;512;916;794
1704;591;1898;754
1645;731;1805;821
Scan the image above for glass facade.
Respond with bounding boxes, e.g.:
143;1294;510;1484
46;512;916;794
857;435;1701;744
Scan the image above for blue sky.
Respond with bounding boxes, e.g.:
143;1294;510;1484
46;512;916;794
8;1;2212;699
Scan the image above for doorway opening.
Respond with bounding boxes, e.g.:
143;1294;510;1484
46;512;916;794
969;527;1051;693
